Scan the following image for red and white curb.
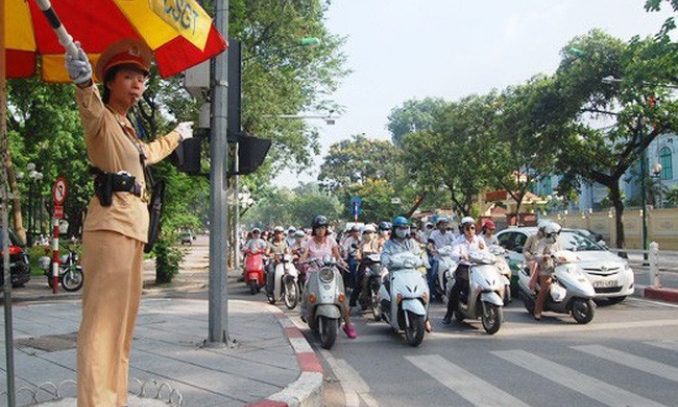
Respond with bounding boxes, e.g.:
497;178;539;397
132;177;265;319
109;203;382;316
246;306;323;407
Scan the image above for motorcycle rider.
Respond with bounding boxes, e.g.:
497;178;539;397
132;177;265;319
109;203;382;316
381;216;432;332
524;220;548;292
377;221;392;252
341;225;362;290
242;228;268;278
427;216;456;302
299;215;357;339
442;216;486;325
481;220;499;246
285;226;297;248
532;221;562;320
348;224;380;312
266;226;290;300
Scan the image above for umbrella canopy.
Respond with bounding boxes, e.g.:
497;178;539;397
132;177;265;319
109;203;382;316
6;0;227;82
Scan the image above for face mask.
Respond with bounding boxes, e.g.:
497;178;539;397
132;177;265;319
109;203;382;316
395;228;409;239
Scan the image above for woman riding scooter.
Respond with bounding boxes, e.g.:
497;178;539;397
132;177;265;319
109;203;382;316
299;215;357;339
381;217;432;333
266;226;290;301
531;221;562;320
441;216;486;325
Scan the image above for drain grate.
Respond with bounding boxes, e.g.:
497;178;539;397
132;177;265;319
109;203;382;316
15;333;78;352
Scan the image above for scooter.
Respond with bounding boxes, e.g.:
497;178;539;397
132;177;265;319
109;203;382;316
302;256;346;350
378;251;429;347
487;245;512;304
244;249;266;295
517;250;596;324
267;253;299;309
435;245;457;301
450;250;505;335
358;253;387;321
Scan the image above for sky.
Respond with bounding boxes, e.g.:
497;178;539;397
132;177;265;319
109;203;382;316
273;0;676;188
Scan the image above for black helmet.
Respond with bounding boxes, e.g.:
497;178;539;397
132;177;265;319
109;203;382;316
378;221;392;231
312;215;329;229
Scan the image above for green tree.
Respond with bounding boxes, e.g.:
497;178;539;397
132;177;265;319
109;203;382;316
552;29;678;248
387;97;448;146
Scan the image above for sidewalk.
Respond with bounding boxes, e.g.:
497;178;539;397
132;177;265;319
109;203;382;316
0;238;323;407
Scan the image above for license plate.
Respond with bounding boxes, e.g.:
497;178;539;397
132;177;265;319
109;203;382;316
248;273;259;280
593;280;618;288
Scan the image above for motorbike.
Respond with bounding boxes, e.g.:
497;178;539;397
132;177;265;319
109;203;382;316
301;256;347;350
39;246;84;292
378;251;429;347
488;245;512;304
450;250;505;335
358;253;387;321
244;249;266;295
435;245;457;301
517;250;596;324
267;253;299;309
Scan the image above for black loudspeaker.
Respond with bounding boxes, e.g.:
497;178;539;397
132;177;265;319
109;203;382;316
238;134;271;175
170;138;202;175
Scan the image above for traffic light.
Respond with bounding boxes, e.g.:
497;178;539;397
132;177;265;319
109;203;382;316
235;133;271;175
169;137;202;175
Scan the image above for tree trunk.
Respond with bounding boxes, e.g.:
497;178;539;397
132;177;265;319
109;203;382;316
4;150;26;243
609;184;625;248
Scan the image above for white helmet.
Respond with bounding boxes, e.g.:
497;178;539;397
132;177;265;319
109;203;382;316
362;224;376;234
460;216;475;227
543;221;561;236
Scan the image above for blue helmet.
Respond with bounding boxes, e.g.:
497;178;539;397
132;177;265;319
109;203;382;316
392;216;410;228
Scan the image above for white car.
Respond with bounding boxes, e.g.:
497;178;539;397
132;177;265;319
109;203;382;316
496;227;634;304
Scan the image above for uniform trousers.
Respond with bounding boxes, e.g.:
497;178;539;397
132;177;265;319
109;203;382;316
77;230;144;407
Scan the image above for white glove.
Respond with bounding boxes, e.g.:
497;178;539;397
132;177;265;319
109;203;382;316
64;41;92;85
175;122;194;141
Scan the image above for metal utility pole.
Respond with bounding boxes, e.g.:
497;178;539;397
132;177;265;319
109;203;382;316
208;0;229;344
1;0;18;402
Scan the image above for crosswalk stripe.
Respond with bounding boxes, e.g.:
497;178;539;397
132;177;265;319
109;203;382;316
405;355;531;407
646;341;678;353
573;344;678;383
493;350;667;407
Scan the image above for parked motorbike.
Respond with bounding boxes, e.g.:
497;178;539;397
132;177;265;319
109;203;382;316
450;250;505;335
378;251;429;347
244;249;266;295
358;253;387;321
267;253;299;309
301;256;346;349
39;246;84;292
517;250;596;324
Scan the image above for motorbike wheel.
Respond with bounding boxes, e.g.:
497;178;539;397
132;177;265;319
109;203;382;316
404;311;425;347
481;303;502;335
283;278;298;310
371;288;382;322
571;298;595;324
318;316;337;350
249;280;257;295
61;267;84;292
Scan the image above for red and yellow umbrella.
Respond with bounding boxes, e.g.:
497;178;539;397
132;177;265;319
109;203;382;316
5;0;227;82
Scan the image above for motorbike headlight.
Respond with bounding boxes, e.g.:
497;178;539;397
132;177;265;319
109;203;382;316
319;268;334;283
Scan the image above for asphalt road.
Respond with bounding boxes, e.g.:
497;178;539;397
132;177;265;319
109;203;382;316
184;236;678;407
282;296;678;407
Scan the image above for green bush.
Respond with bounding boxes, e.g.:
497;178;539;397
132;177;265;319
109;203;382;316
154;235;182;284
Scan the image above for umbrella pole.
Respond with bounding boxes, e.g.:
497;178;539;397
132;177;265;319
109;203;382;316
1;0;18;405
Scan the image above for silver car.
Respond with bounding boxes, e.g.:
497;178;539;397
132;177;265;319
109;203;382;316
496;227;634;304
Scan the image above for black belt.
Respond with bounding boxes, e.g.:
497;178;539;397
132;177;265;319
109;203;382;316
91;167;142;206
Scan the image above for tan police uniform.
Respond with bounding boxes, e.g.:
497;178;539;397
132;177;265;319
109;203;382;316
75;40;182;407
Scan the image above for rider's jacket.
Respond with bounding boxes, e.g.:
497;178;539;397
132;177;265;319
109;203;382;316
381;237;423;269
451;235;486;265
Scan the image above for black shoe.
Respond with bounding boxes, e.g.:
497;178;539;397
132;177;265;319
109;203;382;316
441;316;451;326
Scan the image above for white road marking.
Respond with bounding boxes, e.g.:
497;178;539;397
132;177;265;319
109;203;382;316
405;354;531;407
493;350;668;407
573;344;678;382
646;340;678;352
320;349;379;407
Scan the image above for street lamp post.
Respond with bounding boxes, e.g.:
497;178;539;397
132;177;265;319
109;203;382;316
22;163;43;247
652;163;663;209
641;151;648;260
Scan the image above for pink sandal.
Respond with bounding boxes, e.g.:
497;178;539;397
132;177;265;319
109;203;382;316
343;325;357;339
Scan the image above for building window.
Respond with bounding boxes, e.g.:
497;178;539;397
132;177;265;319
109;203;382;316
660;147;673;180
